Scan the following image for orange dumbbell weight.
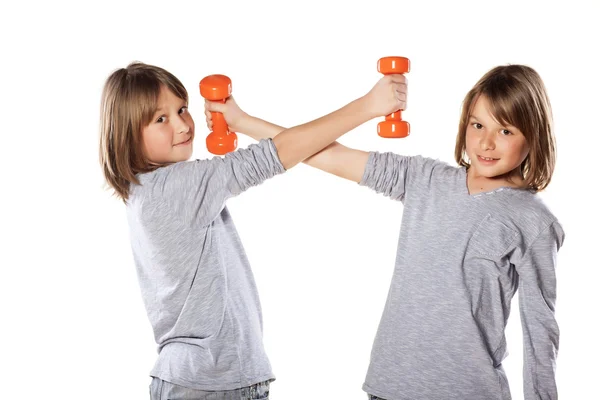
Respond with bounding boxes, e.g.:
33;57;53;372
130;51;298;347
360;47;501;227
199;74;238;155
377;56;410;138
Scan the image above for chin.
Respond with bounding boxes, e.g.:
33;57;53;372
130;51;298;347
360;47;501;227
471;164;500;178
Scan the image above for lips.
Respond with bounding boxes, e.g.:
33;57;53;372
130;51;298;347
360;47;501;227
478;155;499;161
174;137;192;146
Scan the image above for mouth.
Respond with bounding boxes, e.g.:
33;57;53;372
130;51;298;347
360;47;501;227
174;136;193;146
477;155;499;164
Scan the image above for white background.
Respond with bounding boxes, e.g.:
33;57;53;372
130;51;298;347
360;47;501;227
1;1;599;399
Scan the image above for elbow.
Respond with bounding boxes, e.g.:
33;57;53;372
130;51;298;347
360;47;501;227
273;135;300;170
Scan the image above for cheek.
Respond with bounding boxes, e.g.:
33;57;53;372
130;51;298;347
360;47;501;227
142;128;171;156
505;139;529;161
465;130;477;151
520;142;530;159
186;114;195;132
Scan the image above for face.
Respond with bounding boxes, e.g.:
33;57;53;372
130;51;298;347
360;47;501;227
141;85;195;165
465;95;529;183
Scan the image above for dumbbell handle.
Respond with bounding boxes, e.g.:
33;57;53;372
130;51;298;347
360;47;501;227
386;110;403;121
210;100;228;137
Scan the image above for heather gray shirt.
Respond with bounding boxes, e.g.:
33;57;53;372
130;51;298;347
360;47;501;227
359;152;564;400
126;139;285;391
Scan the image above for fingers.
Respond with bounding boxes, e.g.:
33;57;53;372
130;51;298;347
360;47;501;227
394;83;408;99
205;109;212;129
204;100;226;130
394;97;407;111
386;73;407;84
204;102;213;129
385;74;408;96
383;79;405;111
395;89;407;109
389;75;407;110
204;99;227;113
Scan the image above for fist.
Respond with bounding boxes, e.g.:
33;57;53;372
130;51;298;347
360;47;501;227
204;95;248;132
363;74;407;118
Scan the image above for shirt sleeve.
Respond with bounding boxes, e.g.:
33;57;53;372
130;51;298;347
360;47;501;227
152;138;285;227
515;221;565;400
358;152;438;201
358;151;414;201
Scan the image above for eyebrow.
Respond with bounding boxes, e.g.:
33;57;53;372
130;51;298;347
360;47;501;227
154;101;187;113
469;115;516;128
152;105;176;117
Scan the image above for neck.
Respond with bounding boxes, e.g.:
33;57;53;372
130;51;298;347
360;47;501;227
466;167;525;191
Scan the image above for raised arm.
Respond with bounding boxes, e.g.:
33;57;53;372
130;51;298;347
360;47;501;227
204;98;373;183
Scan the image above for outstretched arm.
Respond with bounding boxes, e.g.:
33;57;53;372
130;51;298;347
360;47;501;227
205;98;372;183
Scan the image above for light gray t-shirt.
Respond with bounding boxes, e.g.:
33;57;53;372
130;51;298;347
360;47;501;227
359;152;564;400
126;139;285;391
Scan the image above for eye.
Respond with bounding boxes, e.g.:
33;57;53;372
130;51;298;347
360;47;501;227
179;106;188;115
500;129;512;135
472;122;483;129
156;116;166;123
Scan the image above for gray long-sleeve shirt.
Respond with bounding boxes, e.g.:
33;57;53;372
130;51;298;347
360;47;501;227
125;139;285;391
359;152;564;400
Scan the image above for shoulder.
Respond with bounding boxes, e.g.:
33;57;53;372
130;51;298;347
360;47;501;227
125;162;201;220
365;153;458;174
414;155;459;173
406;155;463;185
501;190;565;248
126;163;204;229
131;159;218;198
514;190;562;227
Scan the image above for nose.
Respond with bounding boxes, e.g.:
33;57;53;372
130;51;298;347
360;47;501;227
174;114;191;135
479;131;495;151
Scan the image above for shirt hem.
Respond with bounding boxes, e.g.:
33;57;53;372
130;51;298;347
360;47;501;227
363;382;403;400
151;370;276;391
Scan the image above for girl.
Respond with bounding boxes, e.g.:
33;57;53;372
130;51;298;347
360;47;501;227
207;64;564;400
98;61;406;399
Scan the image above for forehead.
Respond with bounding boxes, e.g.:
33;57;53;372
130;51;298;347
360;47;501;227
470;95;493;117
155;85;185;109
469;95;508;125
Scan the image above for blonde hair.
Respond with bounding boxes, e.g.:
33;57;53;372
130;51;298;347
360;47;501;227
454;64;556;192
99;61;188;202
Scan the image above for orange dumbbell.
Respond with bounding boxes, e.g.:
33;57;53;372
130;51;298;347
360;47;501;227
377;56;410;138
199;74;238;155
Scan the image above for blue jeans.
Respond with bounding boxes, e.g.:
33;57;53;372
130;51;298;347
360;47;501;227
150;378;271;400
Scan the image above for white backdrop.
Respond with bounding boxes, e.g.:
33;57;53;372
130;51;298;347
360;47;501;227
1;1;598;399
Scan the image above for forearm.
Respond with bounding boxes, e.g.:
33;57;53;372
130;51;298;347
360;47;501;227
237;115;284;141
272;97;373;169
520;289;559;400
303;142;369;182
238;115;369;182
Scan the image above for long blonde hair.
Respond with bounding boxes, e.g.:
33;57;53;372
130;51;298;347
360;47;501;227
454;65;556;192
99;62;188;202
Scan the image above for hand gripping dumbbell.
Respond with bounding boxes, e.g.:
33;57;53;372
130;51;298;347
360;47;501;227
199;74;238;155
377;56;410;138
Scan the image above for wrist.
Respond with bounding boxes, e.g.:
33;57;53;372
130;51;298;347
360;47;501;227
353;96;377;121
232;112;251;133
